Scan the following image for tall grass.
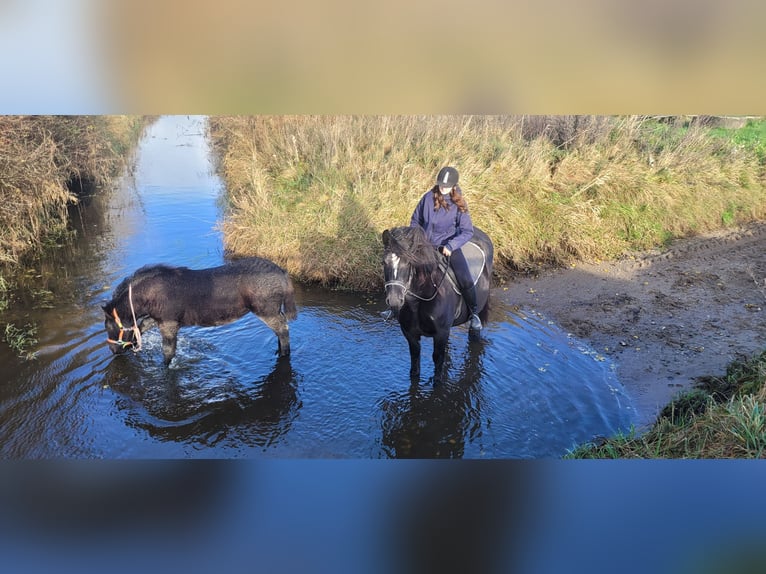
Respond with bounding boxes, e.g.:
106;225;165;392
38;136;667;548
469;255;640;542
208;115;766;290
0;115;146;268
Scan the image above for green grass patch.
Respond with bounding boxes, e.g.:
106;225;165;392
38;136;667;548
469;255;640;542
710;117;766;165
566;350;766;458
3;322;38;360
721;205;737;226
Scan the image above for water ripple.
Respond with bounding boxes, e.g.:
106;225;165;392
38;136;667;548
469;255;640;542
0;116;639;459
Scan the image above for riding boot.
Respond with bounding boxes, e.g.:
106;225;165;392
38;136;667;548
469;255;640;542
463;284;482;330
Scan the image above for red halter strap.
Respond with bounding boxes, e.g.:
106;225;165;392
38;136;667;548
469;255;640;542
106;308;137;349
105;283;143;352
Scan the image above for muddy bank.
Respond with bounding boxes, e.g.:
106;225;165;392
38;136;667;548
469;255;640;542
497;221;766;430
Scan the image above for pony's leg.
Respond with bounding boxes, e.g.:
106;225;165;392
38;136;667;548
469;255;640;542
432;332;449;382
261;315;291;356
401;328;421;380
158;321;180;366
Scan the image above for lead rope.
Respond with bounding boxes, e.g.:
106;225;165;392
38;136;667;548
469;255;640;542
128;282;142;352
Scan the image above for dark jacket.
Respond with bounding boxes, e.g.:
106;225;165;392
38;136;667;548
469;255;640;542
410;185;474;252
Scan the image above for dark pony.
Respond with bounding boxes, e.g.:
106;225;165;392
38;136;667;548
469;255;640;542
102;257;297;365
382;225;494;381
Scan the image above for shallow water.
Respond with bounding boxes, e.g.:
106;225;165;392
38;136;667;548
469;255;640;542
0;115;638;458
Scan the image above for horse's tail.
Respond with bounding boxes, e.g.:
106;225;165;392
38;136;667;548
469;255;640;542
282;275;298;320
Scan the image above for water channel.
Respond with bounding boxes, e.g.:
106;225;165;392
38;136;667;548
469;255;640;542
0;115;638;458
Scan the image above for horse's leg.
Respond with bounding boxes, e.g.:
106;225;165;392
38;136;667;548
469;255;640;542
432;330;449;383
158;321;180;366
402;328;421;380
261;315;291;357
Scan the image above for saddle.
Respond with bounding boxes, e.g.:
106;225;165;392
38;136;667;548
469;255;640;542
438;240;487;294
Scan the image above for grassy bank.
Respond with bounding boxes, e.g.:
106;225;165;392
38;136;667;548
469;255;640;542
208;115;766;290
0;115;146;268
567;349;766;458
0;116;148;320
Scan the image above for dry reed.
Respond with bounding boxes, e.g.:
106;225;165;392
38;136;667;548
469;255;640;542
0;115;145;267
208;115;766;290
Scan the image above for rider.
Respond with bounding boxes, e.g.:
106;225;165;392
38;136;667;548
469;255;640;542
410;166;482;331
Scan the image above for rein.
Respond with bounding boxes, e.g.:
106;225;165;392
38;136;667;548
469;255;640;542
106;283;143;352
385;256;450;302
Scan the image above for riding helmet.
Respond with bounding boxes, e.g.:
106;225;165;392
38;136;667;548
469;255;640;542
436;166;459;188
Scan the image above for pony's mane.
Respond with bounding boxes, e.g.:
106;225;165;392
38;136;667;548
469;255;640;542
386;226;438;264
385;226;440;283
112;263;185;301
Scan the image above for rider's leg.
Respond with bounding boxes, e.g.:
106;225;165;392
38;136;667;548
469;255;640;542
449;249;482;330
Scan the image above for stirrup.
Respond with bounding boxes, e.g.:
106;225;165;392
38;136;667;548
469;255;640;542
469;313;482;330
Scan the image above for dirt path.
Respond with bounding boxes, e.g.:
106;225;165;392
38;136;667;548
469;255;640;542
496;221;766;431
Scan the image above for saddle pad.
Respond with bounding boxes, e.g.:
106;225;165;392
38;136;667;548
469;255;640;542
462;240;486;285
440;240;487;293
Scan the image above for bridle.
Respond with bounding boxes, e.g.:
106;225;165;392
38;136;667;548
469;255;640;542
384;253;450;303
106;283;143;352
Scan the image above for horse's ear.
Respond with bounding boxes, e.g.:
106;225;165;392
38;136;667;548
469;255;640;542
382;229;391;246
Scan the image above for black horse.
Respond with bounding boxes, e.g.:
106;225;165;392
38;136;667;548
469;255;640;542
382;225;494;381
102;257;297;365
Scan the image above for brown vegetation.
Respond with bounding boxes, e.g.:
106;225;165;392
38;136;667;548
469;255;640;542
0;115;145;267
208;115;766;290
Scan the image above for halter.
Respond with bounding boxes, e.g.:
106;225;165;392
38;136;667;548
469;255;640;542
106;283;143;352
384;255;450;302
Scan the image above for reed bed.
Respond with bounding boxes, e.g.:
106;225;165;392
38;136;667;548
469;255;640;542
0;115;145;267
208;115;766;290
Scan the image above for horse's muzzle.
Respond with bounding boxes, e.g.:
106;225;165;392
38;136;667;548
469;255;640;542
385;293;405;313
107;341;128;355
106;334;136;354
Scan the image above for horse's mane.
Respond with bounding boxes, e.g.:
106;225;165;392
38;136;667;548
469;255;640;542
112;263;185;301
385;226;441;285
